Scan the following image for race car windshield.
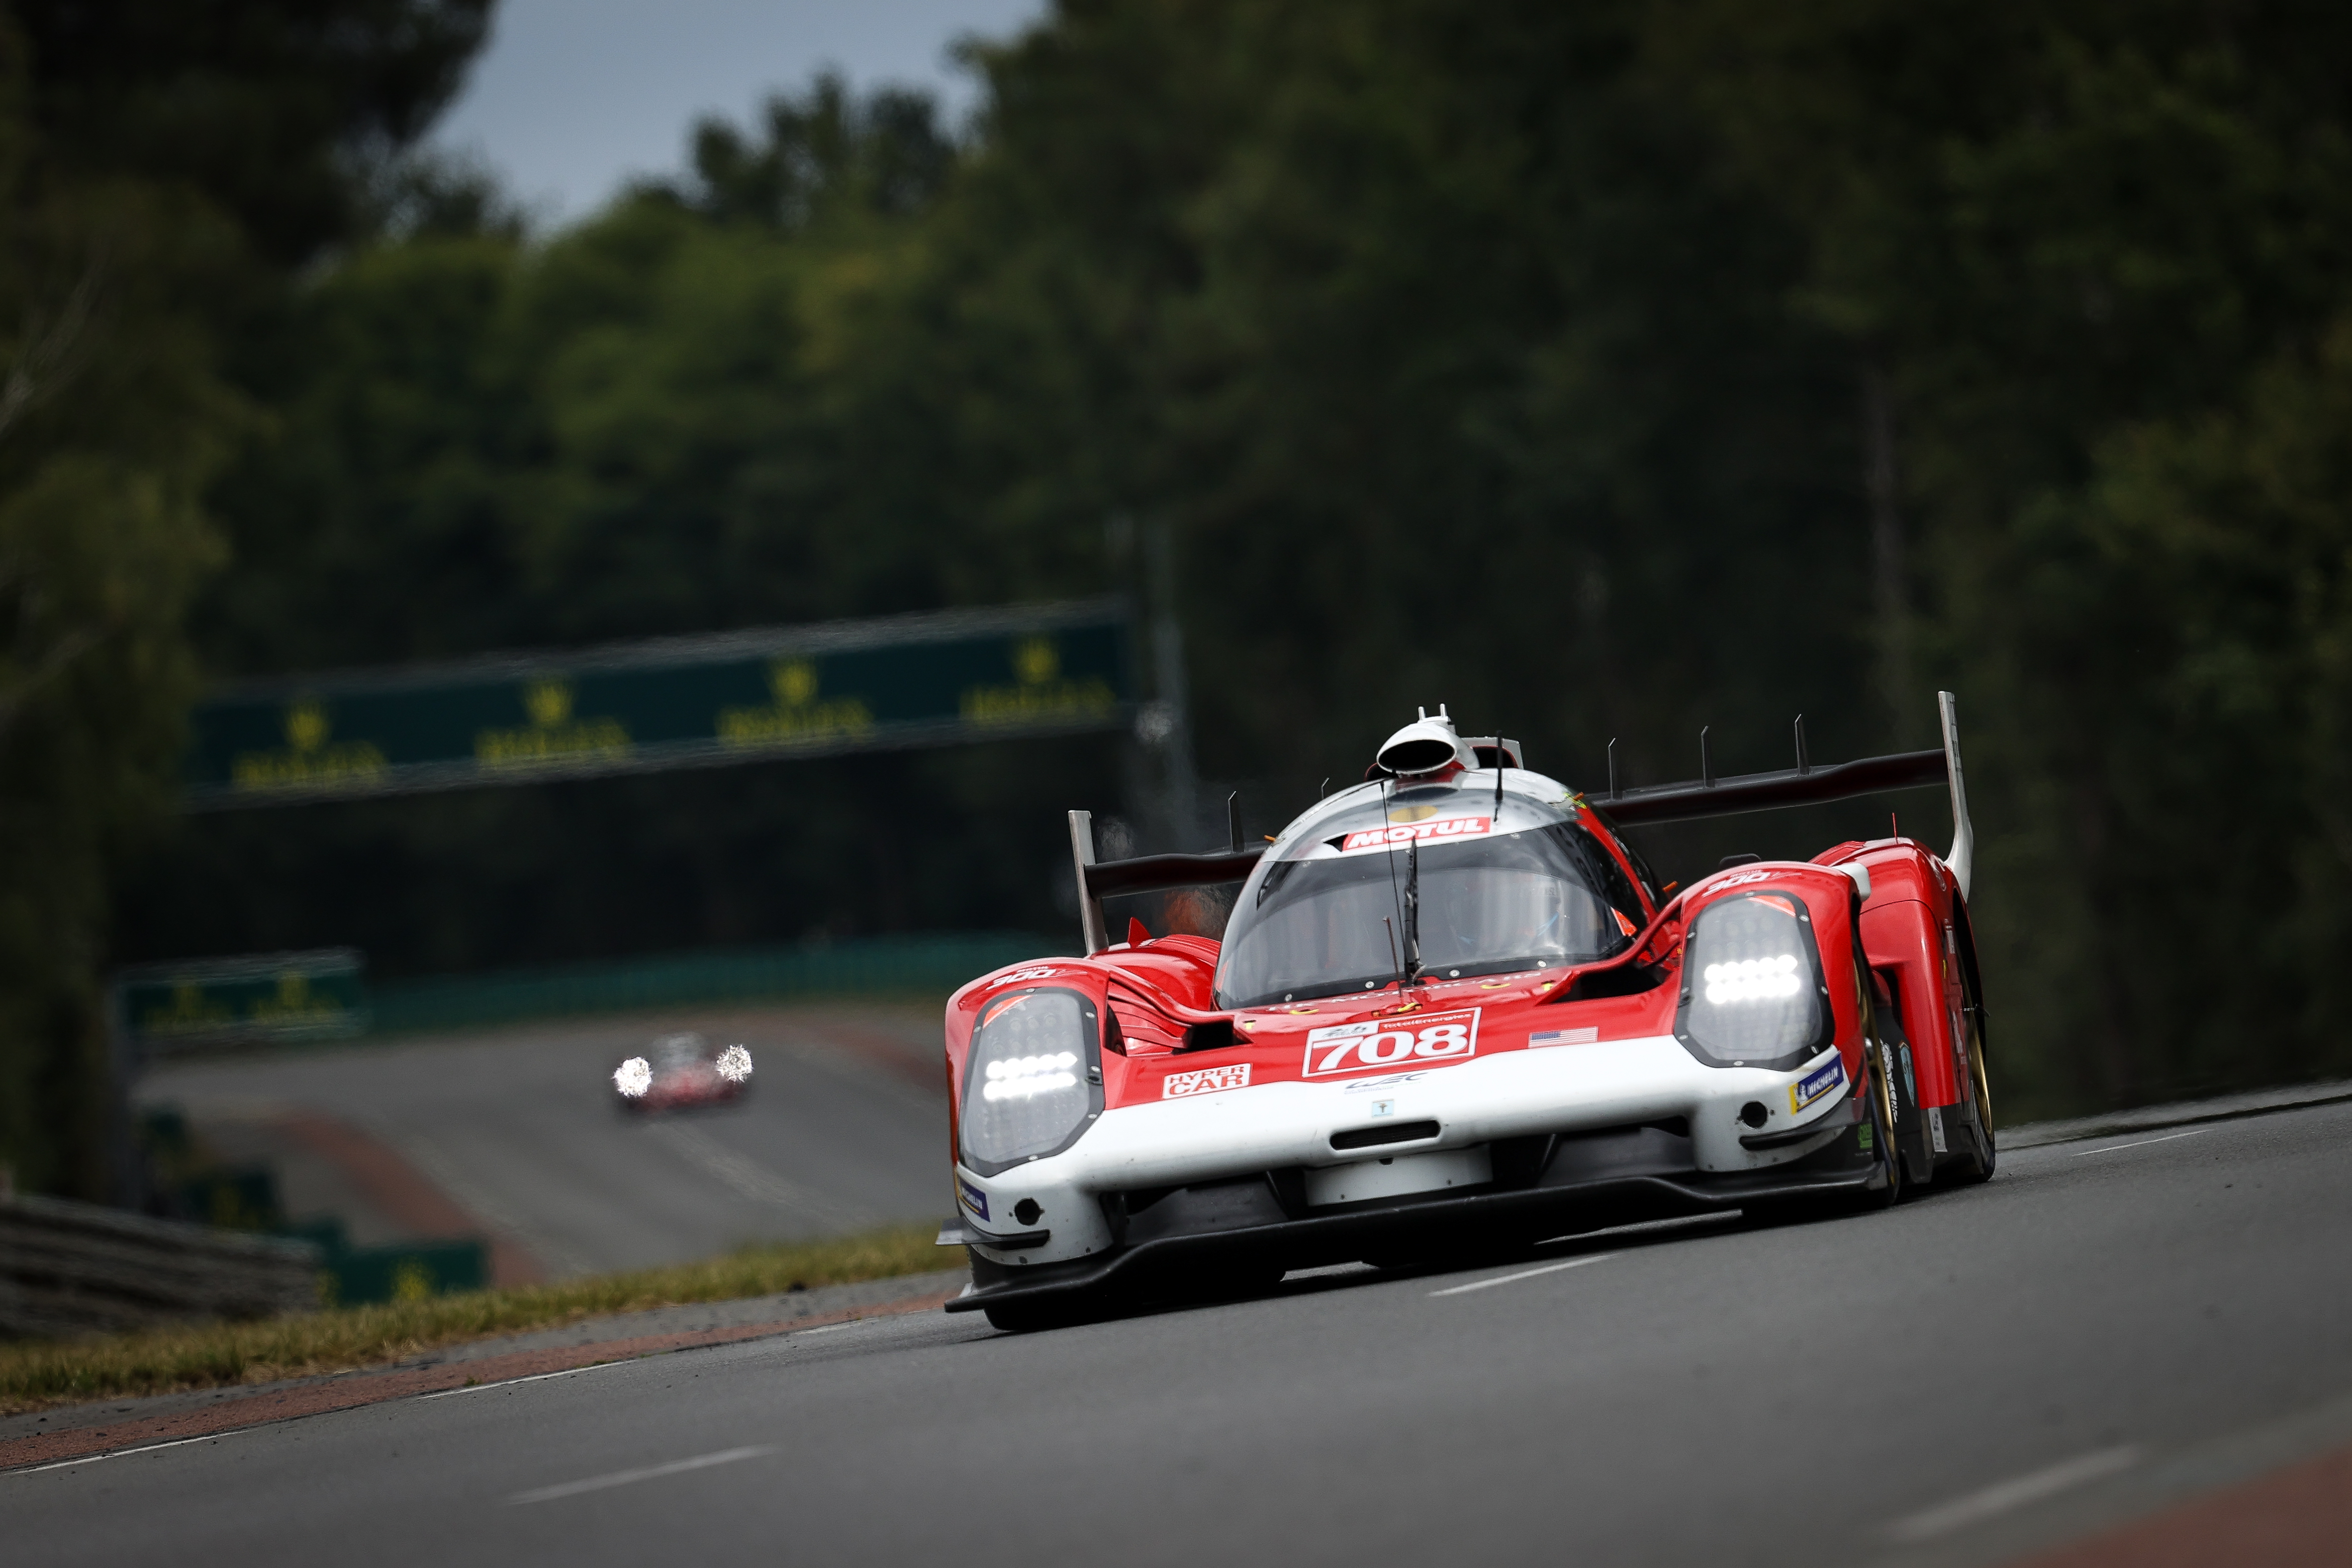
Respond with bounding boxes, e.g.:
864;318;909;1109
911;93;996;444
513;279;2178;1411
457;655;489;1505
1216;823;1632;1009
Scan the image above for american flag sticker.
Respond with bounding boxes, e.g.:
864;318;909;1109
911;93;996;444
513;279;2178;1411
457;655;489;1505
1528;1027;1600;1048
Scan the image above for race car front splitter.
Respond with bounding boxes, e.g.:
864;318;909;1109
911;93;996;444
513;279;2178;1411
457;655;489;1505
942;1117;1879;1313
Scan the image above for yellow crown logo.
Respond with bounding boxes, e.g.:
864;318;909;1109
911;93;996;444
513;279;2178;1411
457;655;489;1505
524;679;574;728
285;700;329;752
1014;638;1059;685
769;660;819;707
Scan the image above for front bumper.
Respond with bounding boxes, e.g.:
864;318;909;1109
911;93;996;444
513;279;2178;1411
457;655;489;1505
943;1033;1874;1313
944;1129;1876;1312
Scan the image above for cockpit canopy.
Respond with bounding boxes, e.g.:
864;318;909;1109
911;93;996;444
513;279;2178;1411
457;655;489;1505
1212;776;1650;1009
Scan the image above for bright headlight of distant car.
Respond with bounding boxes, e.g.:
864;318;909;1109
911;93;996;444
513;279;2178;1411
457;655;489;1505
1676;890;1832;1070
960;988;1101;1173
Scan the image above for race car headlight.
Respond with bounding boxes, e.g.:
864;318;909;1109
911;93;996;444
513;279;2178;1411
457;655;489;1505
960;988;1101;1172
1676;890;1830;1070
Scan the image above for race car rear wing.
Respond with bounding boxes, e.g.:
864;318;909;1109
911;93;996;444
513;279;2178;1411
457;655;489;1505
1594;690;1974;897
1064;692;1974;953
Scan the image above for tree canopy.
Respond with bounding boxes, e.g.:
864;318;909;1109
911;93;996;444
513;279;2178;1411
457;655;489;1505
0;0;490;1194
12;0;2352;1193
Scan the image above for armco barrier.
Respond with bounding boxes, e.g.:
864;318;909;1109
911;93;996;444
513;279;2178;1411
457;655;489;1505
0;1194;321;1337
366;932;1059;1037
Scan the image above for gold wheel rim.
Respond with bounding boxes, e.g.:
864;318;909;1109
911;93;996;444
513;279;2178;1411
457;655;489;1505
1875;1042;1901;1186
1969;1023;1994;1141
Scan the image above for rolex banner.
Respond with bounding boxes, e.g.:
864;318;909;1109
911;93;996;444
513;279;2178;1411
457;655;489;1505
115;949;369;1049
185;600;1134;807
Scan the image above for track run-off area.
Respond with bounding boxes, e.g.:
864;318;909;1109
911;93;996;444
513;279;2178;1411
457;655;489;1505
12;1097;2352;1567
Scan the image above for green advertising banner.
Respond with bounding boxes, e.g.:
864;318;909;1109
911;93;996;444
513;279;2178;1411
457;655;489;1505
115;949;369;1051
186;599;1134;807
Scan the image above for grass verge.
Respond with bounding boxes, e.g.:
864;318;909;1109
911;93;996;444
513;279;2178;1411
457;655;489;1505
0;1223;943;1415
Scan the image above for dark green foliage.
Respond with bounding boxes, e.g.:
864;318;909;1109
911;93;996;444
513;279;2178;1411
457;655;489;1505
16;0;491;264
681;71;954;227
1655;0;2352;1106
88;0;2352;1140
0;2;487;1196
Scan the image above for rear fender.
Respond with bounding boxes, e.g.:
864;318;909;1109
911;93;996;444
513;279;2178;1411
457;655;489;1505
1850;844;1968;1113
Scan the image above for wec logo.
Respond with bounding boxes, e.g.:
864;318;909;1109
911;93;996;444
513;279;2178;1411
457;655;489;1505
1339;815;1493;853
985;966;1059;988
1712;870;1774;890
1162;1062;1251;1099
1303;1010;1481;1078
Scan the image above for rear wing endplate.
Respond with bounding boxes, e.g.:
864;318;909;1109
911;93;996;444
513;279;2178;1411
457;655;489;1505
1067;810;1262;955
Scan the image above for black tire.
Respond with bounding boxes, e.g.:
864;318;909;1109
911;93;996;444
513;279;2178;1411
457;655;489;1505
1945;1009;1997;1185
1858;1045;1907;1209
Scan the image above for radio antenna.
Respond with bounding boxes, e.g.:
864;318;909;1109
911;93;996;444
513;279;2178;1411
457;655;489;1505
1401;830;1423;986
1380;777;1408;990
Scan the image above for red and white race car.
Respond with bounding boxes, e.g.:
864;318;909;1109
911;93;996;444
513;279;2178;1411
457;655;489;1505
938;696;1992;1330
613;1032;753;1113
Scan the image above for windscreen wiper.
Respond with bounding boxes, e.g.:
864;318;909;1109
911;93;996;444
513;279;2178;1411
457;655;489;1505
1401;832;1423;984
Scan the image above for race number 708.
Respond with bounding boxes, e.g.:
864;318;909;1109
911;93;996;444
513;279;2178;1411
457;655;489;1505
1304;1014;1479;1077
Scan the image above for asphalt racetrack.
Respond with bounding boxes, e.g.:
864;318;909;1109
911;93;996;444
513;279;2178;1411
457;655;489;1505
136;1005;951;1277
16;1098;2352;1567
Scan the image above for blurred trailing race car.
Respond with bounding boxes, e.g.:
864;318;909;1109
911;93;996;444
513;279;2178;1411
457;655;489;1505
614;1032;754;1113
938;695;1992;1330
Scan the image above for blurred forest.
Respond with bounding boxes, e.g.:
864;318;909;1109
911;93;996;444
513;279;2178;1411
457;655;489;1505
7;0;2352;1191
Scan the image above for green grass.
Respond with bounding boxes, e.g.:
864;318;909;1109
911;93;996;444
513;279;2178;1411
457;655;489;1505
0;1223;945;1415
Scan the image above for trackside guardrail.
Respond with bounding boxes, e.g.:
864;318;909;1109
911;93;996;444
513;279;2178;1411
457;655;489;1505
0;1194;322;1338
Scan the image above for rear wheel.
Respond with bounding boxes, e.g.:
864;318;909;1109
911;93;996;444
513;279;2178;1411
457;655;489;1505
1946;1015;1997;1184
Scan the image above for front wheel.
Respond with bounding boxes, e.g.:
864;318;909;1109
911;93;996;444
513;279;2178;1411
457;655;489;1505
1858;1047;1907;1208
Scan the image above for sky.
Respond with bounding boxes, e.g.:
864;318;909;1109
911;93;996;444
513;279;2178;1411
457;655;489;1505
430;0;1045;223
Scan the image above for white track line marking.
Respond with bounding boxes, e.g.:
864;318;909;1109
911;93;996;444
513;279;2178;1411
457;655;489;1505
1885;1446;2140;1542
2072;1128;2212;1157
795;1320;862;1335
1430;1254;1614;1297
510;1445;775;1505
421;1360;637;1399
12;1428;259;1476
